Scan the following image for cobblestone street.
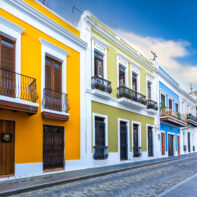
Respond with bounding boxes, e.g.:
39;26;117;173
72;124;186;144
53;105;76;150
10;154;197;197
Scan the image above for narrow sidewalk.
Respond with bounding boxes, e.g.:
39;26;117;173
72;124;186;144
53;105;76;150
0;154;194;196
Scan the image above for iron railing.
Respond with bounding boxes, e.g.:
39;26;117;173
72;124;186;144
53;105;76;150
187;114;197;122
0;67;38;102
147;100;158;110
91;76;112;94
42;88;69;112
93;146;108;160
160;108;188;123
117;86;146;105
133;147;141;157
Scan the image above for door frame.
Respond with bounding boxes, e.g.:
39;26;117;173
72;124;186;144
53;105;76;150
146;124;154;157
0;119;16;177
43;124;65;171
167;132;175;156
132;121;141;152
118;118;130;160
177;134;180;155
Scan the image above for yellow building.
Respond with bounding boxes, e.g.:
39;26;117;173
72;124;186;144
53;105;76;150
0;0;87;178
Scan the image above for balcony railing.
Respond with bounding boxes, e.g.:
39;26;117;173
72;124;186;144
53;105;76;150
187;114;197;122
133;147;141;157
91;76;112;94
147;100;158;110
160;108;188;123
42;88;69;113
0;67;38;102
93;146;108;160
117;86;146;105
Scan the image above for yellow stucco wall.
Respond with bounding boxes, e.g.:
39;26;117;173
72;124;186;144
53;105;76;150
0;8;80;164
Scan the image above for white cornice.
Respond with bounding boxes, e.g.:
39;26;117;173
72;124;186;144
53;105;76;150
84;15;156;72
40;38;69;56
91;36;109;49
3;0;87;49
0;16;24;34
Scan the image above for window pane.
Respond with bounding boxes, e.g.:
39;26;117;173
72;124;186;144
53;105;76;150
54;63;61;69
46;59;51;65
1;39;14;48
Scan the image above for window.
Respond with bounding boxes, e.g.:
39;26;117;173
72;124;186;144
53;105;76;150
175;103;179;113
94;50;103;78
132;72;138;92
147;81;152;99
45;56;62;92
0;36;15;72
119;64;126;86
161;93;165;107
169;98;172;110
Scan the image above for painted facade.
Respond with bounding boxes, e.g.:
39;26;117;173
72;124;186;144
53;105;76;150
79;11;160;168
0;0;87;180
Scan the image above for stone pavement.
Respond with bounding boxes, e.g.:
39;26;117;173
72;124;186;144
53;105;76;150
0;153;196;197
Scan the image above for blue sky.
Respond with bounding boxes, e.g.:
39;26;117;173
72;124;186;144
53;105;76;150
45;0;197;90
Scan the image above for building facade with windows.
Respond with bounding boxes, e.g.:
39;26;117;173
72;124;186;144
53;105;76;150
0;0;87;179
79;11;160;168
158;66;197;157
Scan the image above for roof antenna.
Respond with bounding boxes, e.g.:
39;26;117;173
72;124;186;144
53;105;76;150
190;82;193;93
72;6;83;26
151;51;157;61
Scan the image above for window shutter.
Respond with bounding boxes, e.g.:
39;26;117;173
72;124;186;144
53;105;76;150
1;39;15;71
54;67;61;92
45;65;51;90
97;60;103;78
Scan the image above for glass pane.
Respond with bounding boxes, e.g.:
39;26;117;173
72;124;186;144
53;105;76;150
54;63;61;69
46;59;51;65
1;39;14;48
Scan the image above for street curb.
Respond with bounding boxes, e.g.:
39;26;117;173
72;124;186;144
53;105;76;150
0;157;182;197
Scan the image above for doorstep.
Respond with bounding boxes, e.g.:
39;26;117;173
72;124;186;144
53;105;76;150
0;153;196;196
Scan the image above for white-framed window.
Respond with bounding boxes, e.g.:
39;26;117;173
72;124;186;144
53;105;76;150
175;102;179;113
131;60;140;93
146;72;154;100
92;37;108;79
147;81;152;100
92;113;108;147
168;97;173;110
117;53;129;87
160;92;166;107
132;121;141;153
40;38;69;113
118;118;130;160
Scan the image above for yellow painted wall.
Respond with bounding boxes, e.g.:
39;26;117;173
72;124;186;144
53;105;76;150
0;9;81;164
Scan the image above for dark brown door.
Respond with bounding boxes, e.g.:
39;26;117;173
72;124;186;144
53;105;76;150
43;125;64;170
161;133;165;155
120;121;128;160
177;135;180;155
168;134;174;156
0;36;15;98
148;127;153;157
45;56;62;111
133;124;138;148
0;120;15;176
188;133;191;152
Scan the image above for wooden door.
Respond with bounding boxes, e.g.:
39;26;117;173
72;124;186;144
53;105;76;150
148;127;153;157
45;56;62;111
161;133;165;155
188;133;191;152
168;134;174;156
120;122;128;160
177;135;180;155
0;36;15;98
43;125;64;170
0;120;15;176
133;124;138;148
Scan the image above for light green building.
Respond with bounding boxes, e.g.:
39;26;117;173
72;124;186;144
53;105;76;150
79;11;159;167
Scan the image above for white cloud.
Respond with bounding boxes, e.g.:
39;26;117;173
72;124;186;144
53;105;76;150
114;29;197;91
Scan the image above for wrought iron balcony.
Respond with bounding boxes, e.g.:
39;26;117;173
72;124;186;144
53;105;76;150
42;88;69;112
146;100;158;111
187;114;197;127
0;68;38;114
117;86;146;105
0;67;38;102
160;108;188;127
133;147;141;157
93;146;108;160
91;76;112;94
